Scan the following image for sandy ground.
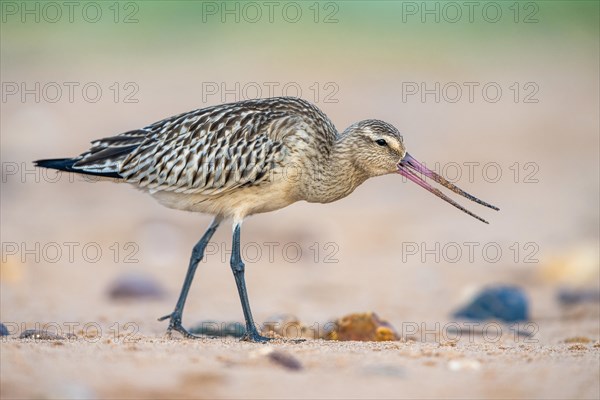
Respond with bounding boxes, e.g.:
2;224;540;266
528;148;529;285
1;320;599;400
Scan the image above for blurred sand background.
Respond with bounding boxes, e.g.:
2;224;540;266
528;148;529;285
1;1;599;399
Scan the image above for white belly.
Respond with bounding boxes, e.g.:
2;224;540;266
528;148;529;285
148;179;297;221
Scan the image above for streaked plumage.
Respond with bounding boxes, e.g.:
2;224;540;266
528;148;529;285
35;96;498;342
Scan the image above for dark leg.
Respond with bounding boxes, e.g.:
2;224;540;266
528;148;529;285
158;217;222;338
230;223;270;343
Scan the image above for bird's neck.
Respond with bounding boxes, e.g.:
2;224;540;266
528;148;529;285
299;135;368;204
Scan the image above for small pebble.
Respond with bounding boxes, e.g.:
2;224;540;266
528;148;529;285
557;288;600;305
363;364;405;377
453;285;529;323
0;323;9;336
326;312;399;341
263;314;319;340
564;336;592;343
107;273;165;300
541;245;598;285
19;329;75;340
268;350;303;371
568;344;587;351
448;359;481;371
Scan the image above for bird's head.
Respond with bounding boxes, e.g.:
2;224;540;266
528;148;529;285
343;119;499;223
342;119;407;176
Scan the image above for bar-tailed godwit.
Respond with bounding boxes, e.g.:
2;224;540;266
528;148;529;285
35;97;498;342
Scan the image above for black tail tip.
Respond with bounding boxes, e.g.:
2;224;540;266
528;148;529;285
34;158;76;171
34;158;123;179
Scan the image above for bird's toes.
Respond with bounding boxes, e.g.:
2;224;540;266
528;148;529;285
157;313;173;322
241;332;272;343
164;325;204;340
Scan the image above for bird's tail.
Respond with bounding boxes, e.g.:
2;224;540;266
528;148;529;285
34;158;123;179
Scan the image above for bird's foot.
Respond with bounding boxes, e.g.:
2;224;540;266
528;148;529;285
240;329;272;343
158;312;202;340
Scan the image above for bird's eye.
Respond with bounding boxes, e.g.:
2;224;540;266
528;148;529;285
375;139;388;146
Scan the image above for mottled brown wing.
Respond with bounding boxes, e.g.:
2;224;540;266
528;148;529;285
116;104;294;195
71;97;338;194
